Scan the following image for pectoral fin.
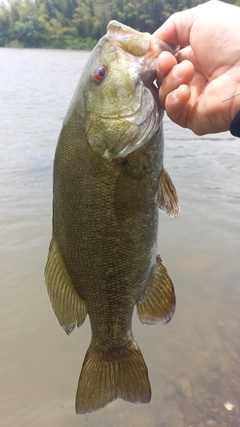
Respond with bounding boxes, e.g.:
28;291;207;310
137;255;176;325
45;238;87;334
156;168;180;217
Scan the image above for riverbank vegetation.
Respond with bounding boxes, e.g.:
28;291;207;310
0;0;238;49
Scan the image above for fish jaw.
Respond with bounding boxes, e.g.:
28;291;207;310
106;20;152;57
106;20;178;88
106;20;177;58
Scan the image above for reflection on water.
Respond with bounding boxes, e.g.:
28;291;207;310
0;48;240;427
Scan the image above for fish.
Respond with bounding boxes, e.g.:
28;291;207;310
45;20;180;414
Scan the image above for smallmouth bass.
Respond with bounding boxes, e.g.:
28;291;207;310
45;21;180;414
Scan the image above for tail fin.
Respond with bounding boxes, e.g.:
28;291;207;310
75;341;151;414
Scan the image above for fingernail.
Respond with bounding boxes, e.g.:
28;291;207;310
172;66;180;80
171;88;179;101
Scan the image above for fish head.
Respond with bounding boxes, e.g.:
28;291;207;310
65;21;177;161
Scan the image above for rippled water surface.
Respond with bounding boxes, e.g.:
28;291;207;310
1;48;240;427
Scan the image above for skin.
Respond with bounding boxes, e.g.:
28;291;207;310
45;22;177;414
153;0;240;135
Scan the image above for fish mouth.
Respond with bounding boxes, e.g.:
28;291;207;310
106;20;151;57
106;21;178;58
142;34;178;103
106;21;177;109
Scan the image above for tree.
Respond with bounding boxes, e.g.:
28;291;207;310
0;0;239;49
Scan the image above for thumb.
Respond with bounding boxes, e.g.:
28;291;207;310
153;8;196;47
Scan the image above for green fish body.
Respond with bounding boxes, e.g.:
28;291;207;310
45;21;179;414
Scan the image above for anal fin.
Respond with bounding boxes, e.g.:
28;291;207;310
45;238;87;334
156;168;180;217
137;255;176;325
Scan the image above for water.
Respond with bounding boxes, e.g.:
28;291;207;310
1;48;240;427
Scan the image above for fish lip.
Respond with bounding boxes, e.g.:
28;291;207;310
147;35;179;58
106;20;179;57
106;20;152;57
142;35;179;90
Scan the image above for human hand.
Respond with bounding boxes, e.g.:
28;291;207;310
154;0;240;135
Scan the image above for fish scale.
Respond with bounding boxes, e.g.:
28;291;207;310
45;20;179;414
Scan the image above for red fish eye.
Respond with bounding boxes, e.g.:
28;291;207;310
93;65;107;82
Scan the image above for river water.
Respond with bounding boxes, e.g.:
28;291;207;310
1;48;240;427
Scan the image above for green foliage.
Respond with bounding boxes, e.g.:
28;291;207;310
14;13;40;47
0;0;238;49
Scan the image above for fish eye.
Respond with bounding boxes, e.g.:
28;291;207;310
93;65;108;83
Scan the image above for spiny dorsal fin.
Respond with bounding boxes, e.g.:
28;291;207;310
156;168;180;217
75;341;151;414
137;255;176;325
45;238;87;335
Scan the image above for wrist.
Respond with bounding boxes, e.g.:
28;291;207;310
229;84;240;137
230;111;240;137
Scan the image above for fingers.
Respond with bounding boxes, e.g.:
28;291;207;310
164;85;191;127
156;53;194;110
156;51;177;82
